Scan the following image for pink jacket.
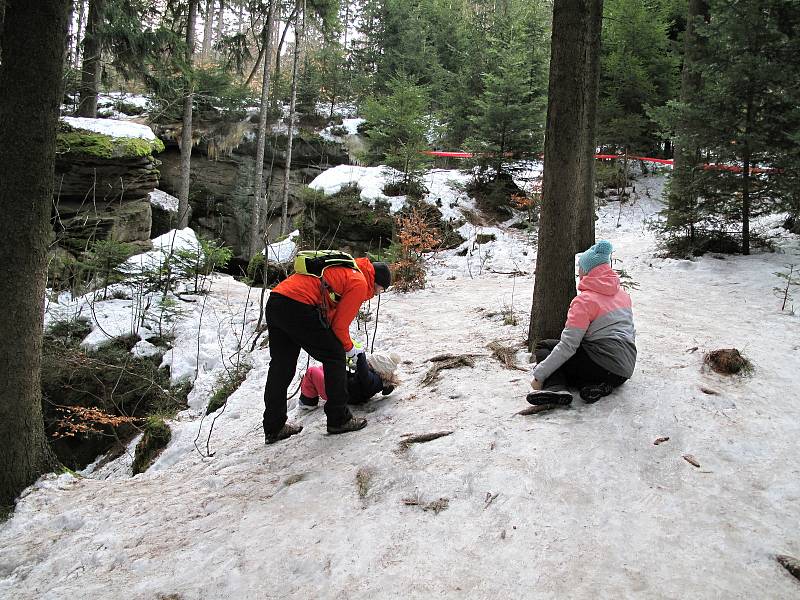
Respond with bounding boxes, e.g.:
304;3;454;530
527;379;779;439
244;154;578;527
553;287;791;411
533;263;637;381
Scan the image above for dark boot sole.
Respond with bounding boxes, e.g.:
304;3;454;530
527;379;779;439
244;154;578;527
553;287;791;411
526;391;573;406
327;418;368;435
265;424;303;444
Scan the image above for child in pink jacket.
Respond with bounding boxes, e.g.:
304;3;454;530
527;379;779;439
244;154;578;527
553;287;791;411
298;352;401;410
527;240;636;406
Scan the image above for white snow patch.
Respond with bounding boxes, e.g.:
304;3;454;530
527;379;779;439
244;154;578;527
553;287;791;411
263;229;300;263
62;117;157;140
148;189;178;213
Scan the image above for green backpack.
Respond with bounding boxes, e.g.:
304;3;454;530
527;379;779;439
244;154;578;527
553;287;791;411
293;251;361;320
293;250;360;278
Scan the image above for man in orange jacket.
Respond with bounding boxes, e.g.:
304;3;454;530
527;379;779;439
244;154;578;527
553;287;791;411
263;257;392;443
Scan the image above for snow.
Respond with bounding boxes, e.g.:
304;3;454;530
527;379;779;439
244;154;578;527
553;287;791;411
44;228;204;352
263;229;300;264
148;189;178;213
321;118;366;141
61;117;157;140
6;172;800;598
308;164;475;218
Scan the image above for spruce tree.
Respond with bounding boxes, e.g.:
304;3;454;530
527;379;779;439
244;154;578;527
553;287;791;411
671;0;800;254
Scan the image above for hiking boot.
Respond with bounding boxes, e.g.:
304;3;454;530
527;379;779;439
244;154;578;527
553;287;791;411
526;389;573;406
579;382;614;404
327;416;368;435
381;385;395;396
297;394;319;411
264;422;303;444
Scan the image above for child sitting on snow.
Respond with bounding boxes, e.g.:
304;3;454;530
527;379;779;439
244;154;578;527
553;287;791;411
298;351;401;409
527;240;637;406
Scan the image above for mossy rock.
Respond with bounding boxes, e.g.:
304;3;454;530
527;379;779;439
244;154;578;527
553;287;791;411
132;416;171;475
301;186;394;250
41;334;190;470
57;122;165;159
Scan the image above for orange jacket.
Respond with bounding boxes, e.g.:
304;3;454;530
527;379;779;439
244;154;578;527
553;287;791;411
271;257;376;351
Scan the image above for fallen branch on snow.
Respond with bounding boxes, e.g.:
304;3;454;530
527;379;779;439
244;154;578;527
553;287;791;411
515;404;567;416
422;354;482;385
399;430;454;450
487;341;527;371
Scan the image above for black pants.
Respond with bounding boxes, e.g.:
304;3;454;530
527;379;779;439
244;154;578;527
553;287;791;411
263;293;352;433
535;339;627;391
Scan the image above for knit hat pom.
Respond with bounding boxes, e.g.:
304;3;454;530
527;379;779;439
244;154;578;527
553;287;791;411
594;240;612;256
578;239;613;274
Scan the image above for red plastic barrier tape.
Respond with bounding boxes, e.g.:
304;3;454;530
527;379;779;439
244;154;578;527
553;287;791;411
423;150;782;173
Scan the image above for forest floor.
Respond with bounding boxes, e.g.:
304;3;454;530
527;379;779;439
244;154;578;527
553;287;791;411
2;172;800;599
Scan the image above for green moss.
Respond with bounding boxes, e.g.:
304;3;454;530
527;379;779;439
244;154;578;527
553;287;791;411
206;364;253;414
132;416;171;475
57;122;164;159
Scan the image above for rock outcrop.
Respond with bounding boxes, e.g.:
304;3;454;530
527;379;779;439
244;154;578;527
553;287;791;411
156;119;350;261
53;119;164;253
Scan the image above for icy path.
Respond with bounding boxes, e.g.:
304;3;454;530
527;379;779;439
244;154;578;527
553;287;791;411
2;175;800;598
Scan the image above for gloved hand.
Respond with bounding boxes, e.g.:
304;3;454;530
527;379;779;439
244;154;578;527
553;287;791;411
345;341;364;360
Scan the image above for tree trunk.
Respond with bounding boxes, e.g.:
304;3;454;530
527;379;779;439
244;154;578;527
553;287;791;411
0;0;69;509
528;0;603;349
178;0;198;229
741;97;752;256
280;0;304;235
575;0;602;251
74;0;85;69
249;0;277;258
668;0;708;230
273;6;298;89
216;0;225;48
201;0;214;60
76;0;103;118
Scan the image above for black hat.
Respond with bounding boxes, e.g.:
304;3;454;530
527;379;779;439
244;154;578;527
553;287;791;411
372;262;391;289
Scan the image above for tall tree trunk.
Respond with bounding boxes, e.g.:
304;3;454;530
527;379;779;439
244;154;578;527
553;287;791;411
179;0;198;229
74;0;86;69
575;0;603;251
76;0;103;118
237;1;243;33
668;0;708;232
0;0;69;509
249;0;277;258
273;6;297;89
280;0;303;235
528;0;603;349
741;96;752;256
201;0;214;60
216;0;225;48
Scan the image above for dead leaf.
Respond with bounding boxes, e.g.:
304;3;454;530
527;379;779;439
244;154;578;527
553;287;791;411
682;454;701;468
654;436;670;445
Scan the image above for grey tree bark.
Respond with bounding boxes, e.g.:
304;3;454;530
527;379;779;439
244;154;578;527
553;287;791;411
76;0;104;118
216;0;225;46
0;0;69;508
178;0;199;229
575;0;602;251
249;0;277;258
74;0;86;68
201;0;214;59
528;0;604;348
280;0;304;235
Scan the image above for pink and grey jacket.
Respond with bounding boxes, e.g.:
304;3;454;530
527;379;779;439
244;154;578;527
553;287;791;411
533;263;636;381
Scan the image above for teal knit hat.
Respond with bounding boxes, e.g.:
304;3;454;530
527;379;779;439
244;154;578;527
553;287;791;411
578;240;613;274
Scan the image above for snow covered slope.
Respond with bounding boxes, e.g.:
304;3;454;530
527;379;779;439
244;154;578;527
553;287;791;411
2;174;800;599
